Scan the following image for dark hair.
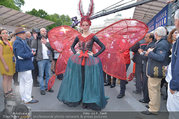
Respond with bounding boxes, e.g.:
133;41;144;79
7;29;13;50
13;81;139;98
0;29;7;40
167;28;177;43
32;28;40;34
0;29;6;40
0;29;8;45
149;33;154;41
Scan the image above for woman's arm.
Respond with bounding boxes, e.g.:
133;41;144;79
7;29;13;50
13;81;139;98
93;36;105;57
0;45;9;72
71;37;79;54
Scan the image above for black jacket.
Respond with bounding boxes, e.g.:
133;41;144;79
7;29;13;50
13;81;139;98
31;37;54;61
131;42;142;64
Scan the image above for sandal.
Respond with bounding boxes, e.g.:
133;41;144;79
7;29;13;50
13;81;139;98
7;89;15;95
4;90;15;98
4;92;9;98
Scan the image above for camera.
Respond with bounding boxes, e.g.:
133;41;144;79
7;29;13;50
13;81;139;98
32;28;48;40
71;16;80;28
32;28;41;40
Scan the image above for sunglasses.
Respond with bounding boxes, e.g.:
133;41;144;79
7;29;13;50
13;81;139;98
1;32;8;35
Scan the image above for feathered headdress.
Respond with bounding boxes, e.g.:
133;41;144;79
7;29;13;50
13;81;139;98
79;0;94;26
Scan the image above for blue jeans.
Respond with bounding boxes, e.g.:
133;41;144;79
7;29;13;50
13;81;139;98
37;59;51;90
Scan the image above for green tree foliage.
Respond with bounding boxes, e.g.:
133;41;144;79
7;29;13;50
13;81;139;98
26;9;72;30
14;0;24;8
46;14;72;30
26;9;48;18
0;0;25;10
0;0;71;30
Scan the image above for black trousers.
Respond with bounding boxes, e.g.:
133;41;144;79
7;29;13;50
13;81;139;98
135;63;143;92
103;71;107;83
32;59;39;85
119;64;130;95
142;70;150;102
13;72;18;85
103;72;117;86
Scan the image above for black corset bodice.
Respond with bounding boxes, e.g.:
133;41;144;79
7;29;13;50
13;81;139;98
71;34;105;57
78;39;93;51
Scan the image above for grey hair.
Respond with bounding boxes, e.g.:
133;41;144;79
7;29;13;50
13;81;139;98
25;31;31;34
175;9;179;20
40;28;46;32
154;26;167;37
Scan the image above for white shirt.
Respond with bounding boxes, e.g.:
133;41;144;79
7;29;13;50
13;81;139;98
166;63;172;83
42;38;49;59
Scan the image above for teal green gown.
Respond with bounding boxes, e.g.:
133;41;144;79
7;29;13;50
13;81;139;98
57;34;108;110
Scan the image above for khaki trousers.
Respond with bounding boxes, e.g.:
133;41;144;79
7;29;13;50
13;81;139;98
148;76;162;112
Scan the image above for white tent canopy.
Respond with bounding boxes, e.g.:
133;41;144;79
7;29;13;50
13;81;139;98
133;0;167;24
0;5;54;31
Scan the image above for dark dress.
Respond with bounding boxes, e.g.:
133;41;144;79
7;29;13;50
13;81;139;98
57;34;108;110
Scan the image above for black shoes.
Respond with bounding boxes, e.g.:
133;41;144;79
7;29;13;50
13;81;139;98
104;82;116;88
83;103;101;111
141;110;158;115
110;84;116;88
45;88;54;92
40;90;46;95
64;102;80;107
82;104;89;109
41;89;54;95
133;90;141;94
145;105;149;108
104;82;111;86
26;99;39;104
117;94;125;99
139;99;149;103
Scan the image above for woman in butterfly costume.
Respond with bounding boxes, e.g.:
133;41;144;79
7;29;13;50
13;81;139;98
57;0;108;110
48;0;148;111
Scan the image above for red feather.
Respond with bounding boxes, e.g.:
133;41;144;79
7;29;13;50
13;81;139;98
79;0;84;17
79;0;94;17
88;0;94;17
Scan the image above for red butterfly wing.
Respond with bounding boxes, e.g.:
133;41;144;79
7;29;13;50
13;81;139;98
95;19;148;80
48;25;81;75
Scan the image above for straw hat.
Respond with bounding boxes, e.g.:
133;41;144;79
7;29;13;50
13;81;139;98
14;27;26;35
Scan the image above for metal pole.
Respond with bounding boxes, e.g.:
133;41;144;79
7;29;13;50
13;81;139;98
90;0;157;20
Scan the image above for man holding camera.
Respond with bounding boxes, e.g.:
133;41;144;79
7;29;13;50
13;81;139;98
30;29;39;87
31;28;54;95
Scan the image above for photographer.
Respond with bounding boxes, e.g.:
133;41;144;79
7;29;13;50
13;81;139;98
31;28;54;95
30;29;39;87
